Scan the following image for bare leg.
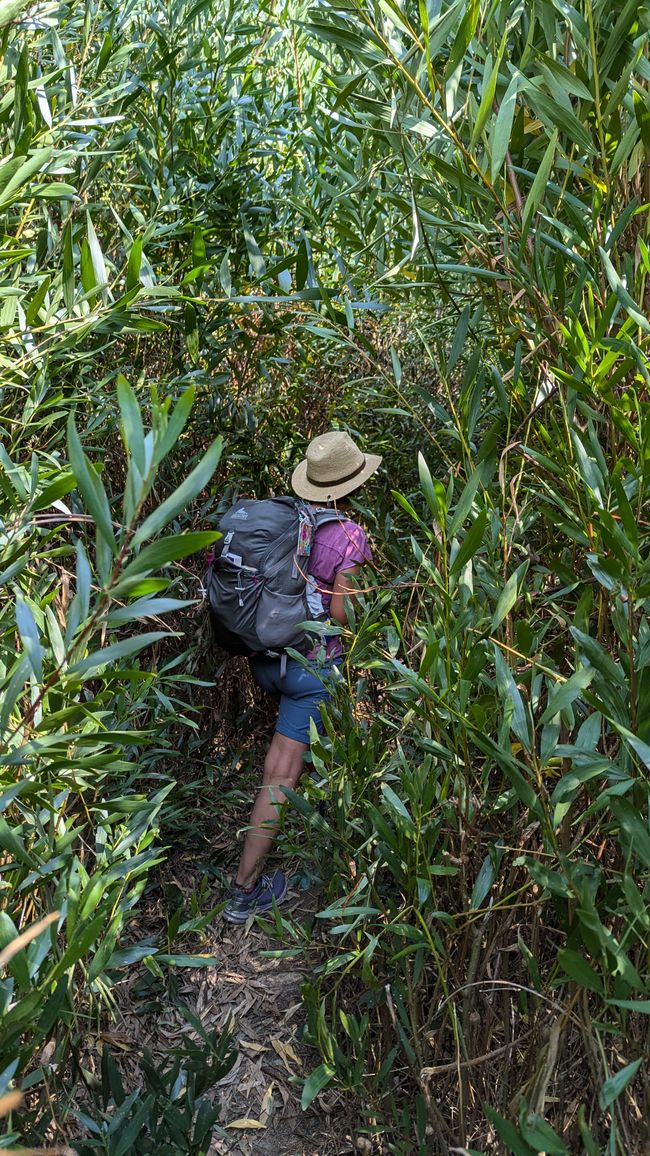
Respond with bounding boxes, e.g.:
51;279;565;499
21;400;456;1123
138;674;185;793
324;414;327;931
235;730;308;888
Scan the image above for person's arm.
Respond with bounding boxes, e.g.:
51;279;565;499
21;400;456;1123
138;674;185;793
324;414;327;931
329;565;360;626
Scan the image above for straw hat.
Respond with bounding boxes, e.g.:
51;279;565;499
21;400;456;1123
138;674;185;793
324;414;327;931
291;430;382;502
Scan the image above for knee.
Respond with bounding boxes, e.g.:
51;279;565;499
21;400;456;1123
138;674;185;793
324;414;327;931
262;757;301;789
262;732;307;786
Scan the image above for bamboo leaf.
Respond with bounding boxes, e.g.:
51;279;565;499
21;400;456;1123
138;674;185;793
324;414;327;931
117;376;146;476
492;560;529;630
598;1059;642;1111
539;666;595;724
418;452;446;524
86;211;108;292
69;631;174;676
450;508;488;574
599;246;650;332
426;0;463;58
521;129;558;248
15;596;42;682
301;1063;334;1110
0;0;33;25
67;414;117;555
116;531;220;585
130;438;222;546
243;224;266;278
126;237;143;291
62;220;75;311
491;73;520;180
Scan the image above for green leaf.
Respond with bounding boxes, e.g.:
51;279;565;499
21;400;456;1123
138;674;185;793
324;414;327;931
521;129;558;248
450;507;488;574
156;953;220;967
49;913;107;983
67;413;117;555
219;250;232;296
519;1112;568;1154
470;852;494;909
444;0;479;80
243;223;266;278
381;783;415;833
598;1059;642;1111
485;1108;536;1156
0;148;52;209
539;666;595;724
86;211;108;291
0;0;33;25
31;473;76;513
557;949;603;994
301;1063;334;1110
126;237;143;291
471;39;505;148
491;73;521;182
68;631;174;676
62;220;74;311
295;238;309;289
492;560;529;630
418;452;446;523
599;246;650;332
15;595;43;682
117;376;146;476
607;999;650;1013
525;88;593;153
25;274;51;327
494;644;531;749
106;597;189;624
130;438;223;546
609;721;650;769
634;90;650;153
154;386;196;466
610;798;650;868
0;815;37;867
448;468;483;535
0;911;30;989
96;30;113;77
116;531;220;585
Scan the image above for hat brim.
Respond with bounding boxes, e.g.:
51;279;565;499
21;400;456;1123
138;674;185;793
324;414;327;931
291;453;382;502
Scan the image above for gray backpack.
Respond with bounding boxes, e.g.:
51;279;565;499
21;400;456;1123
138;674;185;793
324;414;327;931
205;497;342;657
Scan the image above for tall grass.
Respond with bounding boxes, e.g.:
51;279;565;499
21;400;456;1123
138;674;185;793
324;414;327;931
1;0;649;1151
262;0;650;1150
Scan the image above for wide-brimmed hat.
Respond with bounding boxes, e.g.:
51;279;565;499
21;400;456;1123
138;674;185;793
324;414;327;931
291;430;382;502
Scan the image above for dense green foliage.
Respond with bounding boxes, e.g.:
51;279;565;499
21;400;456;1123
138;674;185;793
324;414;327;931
0;0;649;1152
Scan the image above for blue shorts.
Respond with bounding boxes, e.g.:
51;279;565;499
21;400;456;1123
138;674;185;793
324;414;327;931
249;656;340;745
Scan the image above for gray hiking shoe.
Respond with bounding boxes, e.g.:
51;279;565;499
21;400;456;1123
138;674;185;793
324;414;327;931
223;871;288;924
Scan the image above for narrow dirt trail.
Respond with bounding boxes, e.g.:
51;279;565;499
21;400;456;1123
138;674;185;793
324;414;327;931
207;893;344;1156
116;660;354;1154
120;879;351;1156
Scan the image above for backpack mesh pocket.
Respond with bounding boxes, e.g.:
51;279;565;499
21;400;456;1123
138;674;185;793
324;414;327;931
206;564;262;654
255;587;308;651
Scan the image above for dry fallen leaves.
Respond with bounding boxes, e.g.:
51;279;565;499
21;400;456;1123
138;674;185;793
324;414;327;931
271;1036;302;1074
240;1040;268;1054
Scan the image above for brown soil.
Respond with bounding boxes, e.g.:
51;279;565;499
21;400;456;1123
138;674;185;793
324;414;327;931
114;878;354;1156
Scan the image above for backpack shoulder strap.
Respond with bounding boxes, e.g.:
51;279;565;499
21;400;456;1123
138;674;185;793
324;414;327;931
311;506;347;528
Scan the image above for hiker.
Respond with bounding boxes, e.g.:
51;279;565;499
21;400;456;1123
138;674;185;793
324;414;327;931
222;430;381;923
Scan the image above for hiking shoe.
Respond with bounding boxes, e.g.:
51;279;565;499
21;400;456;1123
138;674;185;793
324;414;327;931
222;871;288;924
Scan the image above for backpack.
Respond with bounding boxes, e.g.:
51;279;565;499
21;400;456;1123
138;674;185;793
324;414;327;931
205;497;343;657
